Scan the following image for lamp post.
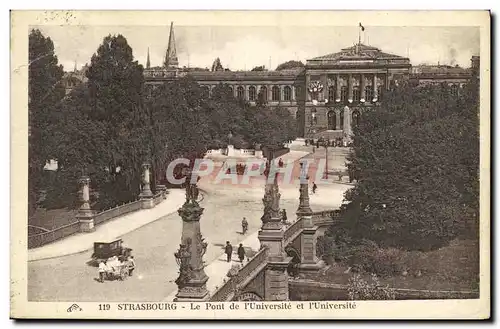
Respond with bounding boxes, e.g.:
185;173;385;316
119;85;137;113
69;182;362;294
323;143;328;179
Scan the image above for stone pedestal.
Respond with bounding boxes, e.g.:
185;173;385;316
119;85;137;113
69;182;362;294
264;257;293;301
139;162;154;208
226;144;235;157
77;176;95;232
174;188;209;302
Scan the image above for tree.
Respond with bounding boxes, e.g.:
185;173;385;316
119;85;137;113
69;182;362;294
275;60;304;71
251;65;267;71
339;80;479;251
28;29;66;215
211;58;224;72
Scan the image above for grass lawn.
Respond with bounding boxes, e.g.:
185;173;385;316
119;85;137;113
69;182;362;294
307;239;479;292
28;208;78;231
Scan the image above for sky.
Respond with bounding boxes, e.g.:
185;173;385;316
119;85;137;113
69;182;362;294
34;25;480;72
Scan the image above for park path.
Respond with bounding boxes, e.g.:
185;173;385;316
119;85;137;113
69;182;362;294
28;189;186;262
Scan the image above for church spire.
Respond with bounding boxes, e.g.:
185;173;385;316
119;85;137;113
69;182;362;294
146;47;151;69
164;22;179;69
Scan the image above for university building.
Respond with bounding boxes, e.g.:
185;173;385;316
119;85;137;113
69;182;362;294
64;23;479;139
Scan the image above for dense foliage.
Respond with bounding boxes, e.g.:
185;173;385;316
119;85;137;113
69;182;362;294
337;78;480;252
275;60;304;71
29;31;297;214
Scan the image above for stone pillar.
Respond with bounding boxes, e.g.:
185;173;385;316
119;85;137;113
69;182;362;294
344;106;351;142
360;74;366;103
335;109;341;130
140;163;154;209
280;85;284;101
296;177;323;272
292;85;296;101
174;183;209;302
259;158;292;300
348;74;353;103
245;85;249;101
335;74;341;102
373;74;378;102
77;176;95;232
268;85;273;103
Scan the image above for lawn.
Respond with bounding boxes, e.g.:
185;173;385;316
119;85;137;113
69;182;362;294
307;238;480;293
28;208;78;231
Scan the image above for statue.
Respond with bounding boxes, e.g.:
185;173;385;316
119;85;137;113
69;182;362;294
185;182;200;204
174;241;192;289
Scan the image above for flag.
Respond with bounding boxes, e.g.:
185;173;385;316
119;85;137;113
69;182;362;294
359;22;365;31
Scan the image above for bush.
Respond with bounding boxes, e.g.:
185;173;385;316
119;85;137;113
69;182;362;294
347;273;396;300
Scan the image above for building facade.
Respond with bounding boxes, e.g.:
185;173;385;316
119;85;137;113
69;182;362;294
64;23;478;139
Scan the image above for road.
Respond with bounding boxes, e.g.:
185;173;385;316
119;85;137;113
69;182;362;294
28;147;351;302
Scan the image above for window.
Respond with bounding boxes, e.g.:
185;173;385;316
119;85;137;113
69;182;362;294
340;86;348;103
352;110;361;127
377;86;383;100
328;86;335;102
450;84;459;97
339;110;344;130
365;86;373;102
202;86;210;98
237;86;245;100
272;86;281;101
228;86;234;96
353;86;360;102
327;111;336;130
284;86;292;101
249;86;256;101
259;86;268;102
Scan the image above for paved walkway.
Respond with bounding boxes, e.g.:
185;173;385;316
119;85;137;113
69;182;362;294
28;189;186;262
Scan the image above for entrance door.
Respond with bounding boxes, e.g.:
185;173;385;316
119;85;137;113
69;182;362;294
327;110;336;130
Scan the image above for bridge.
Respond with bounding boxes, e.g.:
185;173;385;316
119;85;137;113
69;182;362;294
173;173;341;302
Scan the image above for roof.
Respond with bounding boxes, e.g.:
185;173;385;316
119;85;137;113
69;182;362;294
144;67;304;81
307;43;409;65
410;65;472;79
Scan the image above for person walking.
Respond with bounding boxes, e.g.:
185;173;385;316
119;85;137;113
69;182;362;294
98;260;106;283
312;182;317;194
237;243;246;263
225;241;233;262
127;256;136;276
241;217;248;234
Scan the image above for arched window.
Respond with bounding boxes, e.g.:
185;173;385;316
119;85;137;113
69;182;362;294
272;86;281;101
284;86;292;101
201;86;210;98
450;84;459;97
339;110;344;130
365;86;373;102
237;86;245;100
352;110;361;127
328;86;335;102
228;86;234;96
260;86;268;102
327;111;336;130
248;86;256;101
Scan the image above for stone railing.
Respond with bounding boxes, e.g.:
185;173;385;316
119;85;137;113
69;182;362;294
311;210;340;227
94;200;143;225
153;192;164;205
28;221;81;249
210;247;269;302
283;217;303;246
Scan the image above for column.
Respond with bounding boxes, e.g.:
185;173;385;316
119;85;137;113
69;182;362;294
77;176;95;232
373;74;378;101
268;85;273;103
335;74;341;102
360;74;366;103
280;85;285;101
321;74;328;102
305;74;311;102
335;109;341;130
344;106;351;142
174;182;209;302
292;85;296;101
264;261;290;301
245;85;249;101
348;74;353;103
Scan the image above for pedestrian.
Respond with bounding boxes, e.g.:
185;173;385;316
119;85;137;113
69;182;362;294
282;209;288;224
225;241;233;262
127;256;136;276
241;217;248;234
98;260;106;283
237;243;246;263
312;182;317;194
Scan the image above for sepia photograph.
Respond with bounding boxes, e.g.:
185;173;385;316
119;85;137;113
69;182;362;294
10;10;490;320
